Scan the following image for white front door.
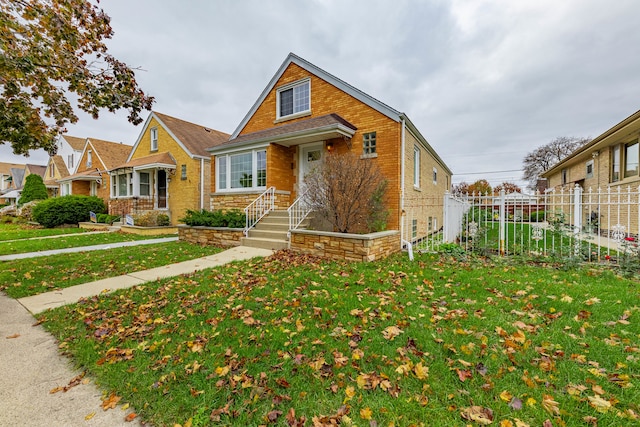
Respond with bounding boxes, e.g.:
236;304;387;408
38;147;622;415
299;142;323;192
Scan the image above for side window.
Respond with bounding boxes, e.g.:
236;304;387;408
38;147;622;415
150;127;158;151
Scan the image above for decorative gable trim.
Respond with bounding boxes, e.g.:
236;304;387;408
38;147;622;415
230;53;402;139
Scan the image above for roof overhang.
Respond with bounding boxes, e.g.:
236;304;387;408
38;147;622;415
1;190;21;199
209;122;356;154
58;172;101;183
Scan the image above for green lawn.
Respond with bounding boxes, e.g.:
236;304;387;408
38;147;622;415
0;222;88;241
0;241;223;298
41;251;640;427
0;231;174;256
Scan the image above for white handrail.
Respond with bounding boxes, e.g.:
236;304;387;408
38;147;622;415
244;186;275;235
287;190;312;233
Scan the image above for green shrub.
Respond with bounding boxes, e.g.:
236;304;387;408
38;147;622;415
132;211;171;227
180;209;246;228
529;211;546;222
19;174;48;205
32;195;105;228
96;213;120;224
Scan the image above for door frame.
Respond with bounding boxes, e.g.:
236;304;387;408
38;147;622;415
298;142;324;192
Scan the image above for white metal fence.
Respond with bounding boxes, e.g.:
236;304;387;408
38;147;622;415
408;185;640;261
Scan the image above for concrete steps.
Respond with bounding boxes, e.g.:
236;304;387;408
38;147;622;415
241;209;314;251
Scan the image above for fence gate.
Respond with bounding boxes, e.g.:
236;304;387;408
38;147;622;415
434;185;640;261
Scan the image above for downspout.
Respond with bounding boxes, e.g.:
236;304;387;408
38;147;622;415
200;158;205;209
400;117;406;250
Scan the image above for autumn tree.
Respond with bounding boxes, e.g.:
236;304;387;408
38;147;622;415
493;181;522;195
522;136;591;189
468;179;492;195
303;152;389;233
450;181;469;195
0;0;154;156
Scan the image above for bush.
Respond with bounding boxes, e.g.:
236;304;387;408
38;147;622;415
529;211;546;222
96;213;120;224
179;209;246;228
19;174;48;206
32;195;105;228
131;211;171;227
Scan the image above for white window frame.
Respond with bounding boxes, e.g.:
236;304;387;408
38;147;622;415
86;150;92;168
586;159;594;179
150;127;158;151
276;78;311;120
433;167;438;185
139;171;151;197
216;149;267;192
61;182;71;196
110;172;133;198
90;181;98;196
413;146;421;188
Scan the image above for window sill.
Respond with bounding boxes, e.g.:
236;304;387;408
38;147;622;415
413;185;422;192
360;153;378;159
274;110;311;124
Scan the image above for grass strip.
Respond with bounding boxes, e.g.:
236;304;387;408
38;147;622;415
0;241;223;298
0;223;87;241
42;251;640;427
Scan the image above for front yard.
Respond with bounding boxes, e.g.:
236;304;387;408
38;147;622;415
38;251;639;426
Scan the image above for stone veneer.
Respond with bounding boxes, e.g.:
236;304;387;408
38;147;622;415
178;225;244;247
290;229;400;262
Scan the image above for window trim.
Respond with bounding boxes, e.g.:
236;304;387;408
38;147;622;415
110;171;133;198
216;149;268;192
413;146;421;188
86;150;92;168
561;168;568;185
624;141;639;179
139;171;151;197
586;159;594;179
363;132;377;156
150;127;159;152
275;78;311;120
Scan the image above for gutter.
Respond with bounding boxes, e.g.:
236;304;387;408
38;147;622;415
400;118;406;249
200;158;205;209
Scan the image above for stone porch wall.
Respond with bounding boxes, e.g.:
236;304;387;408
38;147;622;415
211;190;291;211
290;229;400;262
178;225;243;247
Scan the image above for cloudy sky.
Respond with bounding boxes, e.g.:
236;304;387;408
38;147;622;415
3;0;640;189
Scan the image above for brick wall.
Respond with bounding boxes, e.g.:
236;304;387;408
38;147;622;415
290;229;400;262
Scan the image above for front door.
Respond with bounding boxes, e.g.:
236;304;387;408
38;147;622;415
299;142;323;193
157;170;167;209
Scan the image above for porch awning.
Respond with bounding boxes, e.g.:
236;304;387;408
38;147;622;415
58;169;101;183
111;152;176;171
209;113;357;153
1;190;21;199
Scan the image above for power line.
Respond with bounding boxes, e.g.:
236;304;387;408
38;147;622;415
453;169;523;175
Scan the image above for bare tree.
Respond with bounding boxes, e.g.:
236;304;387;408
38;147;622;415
451;181;469;195
304;152;388;233
522;136;591;189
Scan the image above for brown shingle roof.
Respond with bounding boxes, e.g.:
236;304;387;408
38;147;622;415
224;113;357;146
62;135;86;151
86;138;132;171
26;164;46;178
0;162;25;175
113;152;176;170
51;155;69;178
154;112;230;157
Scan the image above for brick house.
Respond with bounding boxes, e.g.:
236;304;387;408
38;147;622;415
58;138;132;202
208;53;451;248
542;109;640;237
108;112;229;225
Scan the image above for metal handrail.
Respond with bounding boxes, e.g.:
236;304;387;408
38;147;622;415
244;186;275;235
287;190;312;234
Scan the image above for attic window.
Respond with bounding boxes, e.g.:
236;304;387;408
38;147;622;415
87;150;92;168
276;78;310;120
150;127;158;151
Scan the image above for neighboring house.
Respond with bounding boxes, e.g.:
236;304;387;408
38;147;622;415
108;111;229;224
0;162;24;193
24;164;46;181
56;134;86;175
43;155;70;197
58;138;132;202
542;109;640;236
208;53;452;247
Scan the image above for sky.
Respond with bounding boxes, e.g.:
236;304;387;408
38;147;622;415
2;0;640;190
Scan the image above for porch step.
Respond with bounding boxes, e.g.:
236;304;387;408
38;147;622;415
240;236;289;251
247;229;289;240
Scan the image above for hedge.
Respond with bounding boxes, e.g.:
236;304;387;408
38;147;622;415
32;195;106;228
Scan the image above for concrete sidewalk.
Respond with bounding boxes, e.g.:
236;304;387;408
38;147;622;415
1;245;273;426
0;236;179;260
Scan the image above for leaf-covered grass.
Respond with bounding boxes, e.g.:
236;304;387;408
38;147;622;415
0;222;88;241
0;242;223;298
0;231;174;256
41;252;640;427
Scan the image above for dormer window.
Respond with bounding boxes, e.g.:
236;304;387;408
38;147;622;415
87;150;92;168
276;78;310;120
150;127;158;151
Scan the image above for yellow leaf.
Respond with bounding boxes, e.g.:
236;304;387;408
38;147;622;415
514;419;531;427
414;362;429;380
360;407;373;420
500;420;514;427
85;412;96;420
499;390;513;402
345;386;356;399
356;374;368;389
588;395;612;413
512;330;526;344
526;397;537;407
24;272;32;279
541;394;560;415
215;366;229;376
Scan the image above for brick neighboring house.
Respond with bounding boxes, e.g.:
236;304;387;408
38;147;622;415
58;138;132;202
208;53;451;246
108;112;229;225
542;109;640;236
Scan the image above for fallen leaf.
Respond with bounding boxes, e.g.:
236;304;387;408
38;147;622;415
360;407;373;420
124;413;137;422
101;393;121;411
541;394;560;415
499;390;513;402
85;412;96;421
588;395;612;413
460;406;494;425
414;362;429;380
509;397;523;411
382;325;403;340
5;333;20;339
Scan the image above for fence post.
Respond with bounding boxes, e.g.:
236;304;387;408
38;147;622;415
499;189;506;255
573;184;583;256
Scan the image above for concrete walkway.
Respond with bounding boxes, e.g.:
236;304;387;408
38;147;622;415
1;244;273;426
0;236;179;261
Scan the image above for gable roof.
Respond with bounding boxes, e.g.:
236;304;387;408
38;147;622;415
0;162;24;175
50;155;70;178
212;114;357;152
83;138;132;171
231;53;401;139
113;152;176;170
61;135;86;151
129;112;229;161
10;167;25;189
26;164;46;178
